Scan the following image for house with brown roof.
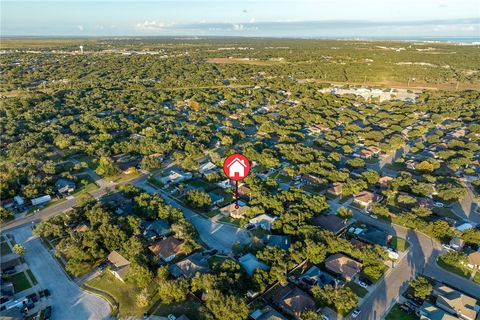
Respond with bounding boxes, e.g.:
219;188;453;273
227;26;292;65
107;251;131;282
379;176;394;189
312;215;348;235
270;283;316;319
220;203;249;219
301;174;325;187
359;149;373;159
149;236;183;262
353;191;377;207
325;253;362;282
432;283;479;320
328;182;343;196
169;252;210;278
466;251;480;270
367;146;381;155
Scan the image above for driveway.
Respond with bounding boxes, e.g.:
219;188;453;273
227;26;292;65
350;209;480;320
8;226;111;320
134;180;251;254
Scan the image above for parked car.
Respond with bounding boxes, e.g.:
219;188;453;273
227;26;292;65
358;281;369;289
434;202;444;208
43;289;51;297
3;267;16;275
369;214;378;219
167;315;176;320
351;309;361;318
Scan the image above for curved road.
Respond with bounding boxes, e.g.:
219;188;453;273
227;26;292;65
351;210;480;320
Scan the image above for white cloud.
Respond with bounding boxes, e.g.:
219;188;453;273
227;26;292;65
249;17;256;23
77;25;84;31
136;20;168;31
432;24;476;32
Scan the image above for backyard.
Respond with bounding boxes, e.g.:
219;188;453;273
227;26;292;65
385;304;419;320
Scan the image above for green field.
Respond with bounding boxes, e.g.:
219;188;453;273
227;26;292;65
219;216;242;226
386;304;419;320
73;174;99;196
346;282;369;298
390;237;409;252
9;272;32;292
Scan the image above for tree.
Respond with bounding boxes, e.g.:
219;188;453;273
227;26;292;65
301;311;323;320
136;288;151;307
126;262;153;289
12;244;25;256
158;279;190;304
410;276;432;300
411;207;432;218
0;207;14;224
337;207;352;219
204;290;249;320
96;157;118;177
311;285;358;315
362;170;380;184
185;190;212;210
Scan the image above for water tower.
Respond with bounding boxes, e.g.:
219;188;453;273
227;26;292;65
79;45;84;54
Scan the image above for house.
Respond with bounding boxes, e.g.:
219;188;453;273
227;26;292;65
379;176;394;189
73;223;90;233
270;283;316;319
353;191;377;207
449;237;465;251
250;305;288;320
220;203;249;219
406;160;416;170
55;178;76;194
159;171;192;184
359;149;373;159
299;266;337;290
358;228;391;247
107;251;131;282
466;252;480;270
301;174;325;186
328;182;343;196
13;196;24;206
116;158;141;173
100;192;134;215
199;161;217;174
141;219;171;240
226;157;248;179
432;283;478;320
239;253;269;276
149;236;183;262
237;184;251;198
456;223;473;232
249;214;278;231
31;195;51;206
418;301;457;320
207;192;224;206
217;179;232;189
311;215;348;235
264;235;291;251
324;253;362;282
168;252;210;278
367;146;381;155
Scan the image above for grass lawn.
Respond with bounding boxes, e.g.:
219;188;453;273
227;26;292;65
189;179;212;190
87;271;151;317
74;154;98;170
390;237;409;252
437;256;471;279
346;282;368;298
150;295;202;319
26;269;38;285
0;242;12;256
105;171;142;184
206;209;219;218
73;174;99;196
9;272;32;292
386;304;419;320
219;216;242;226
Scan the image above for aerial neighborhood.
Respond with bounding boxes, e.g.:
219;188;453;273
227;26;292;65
1;38;479;320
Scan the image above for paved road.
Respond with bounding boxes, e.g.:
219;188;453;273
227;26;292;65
9;225;111;320
350;210;480;320
452;179;480;224
134;180;251;254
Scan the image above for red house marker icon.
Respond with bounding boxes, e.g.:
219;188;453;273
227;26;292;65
223;154;251;208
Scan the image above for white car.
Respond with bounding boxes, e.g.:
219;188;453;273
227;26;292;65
434;202;444;208
369;214;378;219
352;309;361;318
167;315;176;320
358;281;368;289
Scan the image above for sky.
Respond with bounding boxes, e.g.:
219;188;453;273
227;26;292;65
2;0;480;39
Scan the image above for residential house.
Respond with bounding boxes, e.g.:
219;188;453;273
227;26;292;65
239;253;269;276
199;161;217;174
449;237;465;251
159;171;192;184
250;305;288;320
107;251;131;282
169;252;210;278
13;196;24;206
116;158;141;174
367;146;381;155
328;182;343;196
100;192;134;215
141;219;171;241
311;215;348;235
359;149;373;159
217;179;232;189
299;266;337;290
220;203;249;219
270;283;316;319
379;176;394;189
73;223;90;233
237;184;251;199
31;195;51;206
325;253;362;282
432;283;479;320
249;214;278;231
354;191;377;207
55;178;76;194
418;301;457;320
358;228;391;247
466;252;480;270
149;236;183;262
264;235;291;251
207;192;224;206
301;174;325;187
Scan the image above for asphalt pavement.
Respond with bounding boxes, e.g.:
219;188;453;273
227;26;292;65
9;225;111;320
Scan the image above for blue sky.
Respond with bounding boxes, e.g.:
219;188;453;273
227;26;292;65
2;0;480;38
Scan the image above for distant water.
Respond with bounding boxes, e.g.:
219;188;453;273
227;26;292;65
347;36;480;43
